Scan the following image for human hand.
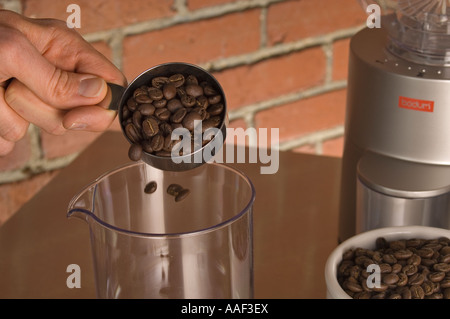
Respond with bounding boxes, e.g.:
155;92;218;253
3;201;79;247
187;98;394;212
0;10;127;156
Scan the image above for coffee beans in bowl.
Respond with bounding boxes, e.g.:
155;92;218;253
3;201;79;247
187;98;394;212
325;226;450;299
337;236;450;299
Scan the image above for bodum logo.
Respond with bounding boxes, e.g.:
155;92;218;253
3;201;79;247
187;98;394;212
398;96;434;113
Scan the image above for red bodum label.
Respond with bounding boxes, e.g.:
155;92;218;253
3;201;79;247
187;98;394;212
398;96;434;113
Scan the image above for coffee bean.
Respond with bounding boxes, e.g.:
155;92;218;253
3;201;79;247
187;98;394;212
379;263;392;274
170;107;187;124
410;285;425;299
397;272;408;286
417;248;434;259
142;117;159;138
421;258;437;267
182;111;202;131
441;246;450;256
167;184;183;196
208;103;224;116
125;123;142;143
439;254;450;263
148;87;164;100
394;249;413;260
163;83;177;100
144;181;157;194
406;238;424;248
138;103;155;116
181;95;196;107
429;272;445;282
383;273;399;285
196;95;209;109
169;74;185;87
159;122;172;136
403;264;418;276
441;279;450;288
434;263;450;273
167;99;183;113
208;94;222;105
153;98;167;108
185;74;198;85
203;84;217;96
127;97;138;111
155;108;171;121
390;240;406;250
408;273;425;286
128;143;142;161
407;254;421;266
422;281;434;296
132;110;142;130
175;188;190;202
150;134;164;152
142;140;154;153
151;76;169;89
135;94;153;104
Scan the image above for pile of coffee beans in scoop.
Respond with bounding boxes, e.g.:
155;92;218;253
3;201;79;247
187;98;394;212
337;236;450;299
122;73;225;162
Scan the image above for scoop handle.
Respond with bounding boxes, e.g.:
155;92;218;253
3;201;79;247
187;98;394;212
107;83;126;111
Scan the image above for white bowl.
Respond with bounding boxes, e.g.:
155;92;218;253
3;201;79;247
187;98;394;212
325;226;450;299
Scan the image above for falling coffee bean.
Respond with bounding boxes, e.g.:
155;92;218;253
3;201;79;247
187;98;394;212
167;184;183;196
128;143;143;161
144;181;157;194
175;188;190;202
166;183;190;202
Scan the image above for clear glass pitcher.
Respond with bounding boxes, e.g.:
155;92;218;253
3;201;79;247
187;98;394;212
67;162;255;299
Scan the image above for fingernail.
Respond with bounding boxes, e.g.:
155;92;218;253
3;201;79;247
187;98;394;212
67;122;88;130
78;77;105;98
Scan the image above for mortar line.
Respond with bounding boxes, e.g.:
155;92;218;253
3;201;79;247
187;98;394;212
202;24;364;72
82;0;294;42
228;79;347;121
278;125;345;151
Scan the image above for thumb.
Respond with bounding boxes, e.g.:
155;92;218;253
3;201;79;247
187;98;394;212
42;69;108;109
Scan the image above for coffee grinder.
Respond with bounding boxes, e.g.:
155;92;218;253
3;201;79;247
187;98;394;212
339;0;450;242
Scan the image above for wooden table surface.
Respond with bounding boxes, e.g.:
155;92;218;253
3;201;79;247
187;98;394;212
0;131;342;299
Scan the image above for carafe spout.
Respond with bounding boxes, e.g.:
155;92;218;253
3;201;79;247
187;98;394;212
67;184;96;222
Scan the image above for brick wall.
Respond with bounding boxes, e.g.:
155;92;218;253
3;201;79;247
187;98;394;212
0;0;367;224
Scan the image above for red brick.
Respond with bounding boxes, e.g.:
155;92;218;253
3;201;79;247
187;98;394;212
267;0;366;45
0;134;31;171
90;41;113;62
0;170;59;225
214;47;326;110
332;38;351;81
40;130;101;159
188;0;237;10
23;0;176;34
122;9;261;80
322;136;344;157
254;89;347;141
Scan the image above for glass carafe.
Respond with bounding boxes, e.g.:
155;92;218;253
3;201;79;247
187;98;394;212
67;162;255;299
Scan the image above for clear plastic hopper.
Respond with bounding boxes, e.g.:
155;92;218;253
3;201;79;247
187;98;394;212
360;0;450;65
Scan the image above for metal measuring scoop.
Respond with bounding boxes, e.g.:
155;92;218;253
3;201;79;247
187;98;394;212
107;62;227;171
